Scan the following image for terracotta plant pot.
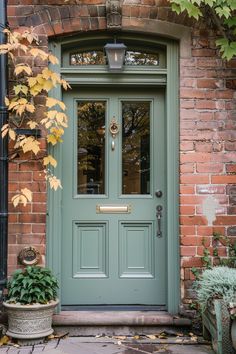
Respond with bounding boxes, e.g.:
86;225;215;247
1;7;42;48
3;299;59;345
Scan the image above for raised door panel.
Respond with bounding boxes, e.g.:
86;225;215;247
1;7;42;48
119;222;154;278
72;222;108;278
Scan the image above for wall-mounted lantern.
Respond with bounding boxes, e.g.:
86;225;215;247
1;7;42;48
104;43;127;72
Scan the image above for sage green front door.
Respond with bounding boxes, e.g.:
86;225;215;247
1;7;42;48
61;87;166;305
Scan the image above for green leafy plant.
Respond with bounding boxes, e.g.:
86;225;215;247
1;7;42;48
6;266;59;305
170;0;236;60
194;266;236;311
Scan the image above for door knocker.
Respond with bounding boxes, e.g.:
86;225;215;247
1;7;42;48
109;117;119;151
109;118;119;138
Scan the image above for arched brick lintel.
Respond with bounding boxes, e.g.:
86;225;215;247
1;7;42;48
122;19;191;58
44;17;191;59
8;6;191;58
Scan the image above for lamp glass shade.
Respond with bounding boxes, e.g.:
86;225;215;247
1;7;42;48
104;43;127;72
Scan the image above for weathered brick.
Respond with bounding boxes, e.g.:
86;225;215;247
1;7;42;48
196;163;224;173
226;164;236;173
196;185;225;194
180;246;196;256
212;175;236;184
180;216;208;225
180;175;209;184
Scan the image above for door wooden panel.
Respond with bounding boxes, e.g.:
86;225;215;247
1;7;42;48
61;87;166;305
72;222;108;278
119;222;154;278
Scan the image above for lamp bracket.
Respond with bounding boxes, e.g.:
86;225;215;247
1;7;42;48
106;0;122;29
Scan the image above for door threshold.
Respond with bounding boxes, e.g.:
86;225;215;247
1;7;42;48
61;305;166;311
53;310;191;327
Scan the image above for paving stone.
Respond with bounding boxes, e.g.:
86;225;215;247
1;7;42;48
14;349;32;354
68;339;122;354
166;344;214;354
31;344;45;353
1;337;214;354
43;350;65;354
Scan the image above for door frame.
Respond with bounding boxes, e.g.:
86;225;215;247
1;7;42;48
47;33;180;314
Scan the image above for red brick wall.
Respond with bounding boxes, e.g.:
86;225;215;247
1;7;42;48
180;28;236;311
7;0;236;312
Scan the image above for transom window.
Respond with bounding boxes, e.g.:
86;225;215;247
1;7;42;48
70;50;160;66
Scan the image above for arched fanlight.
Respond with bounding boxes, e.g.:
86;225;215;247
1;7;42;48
104;42;127;72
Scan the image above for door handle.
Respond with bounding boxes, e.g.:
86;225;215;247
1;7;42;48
156;205;163;237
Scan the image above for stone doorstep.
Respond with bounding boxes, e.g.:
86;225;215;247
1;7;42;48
52;311;192;336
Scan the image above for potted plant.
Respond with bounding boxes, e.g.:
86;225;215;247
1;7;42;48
194;266;236;354
3;266;59;345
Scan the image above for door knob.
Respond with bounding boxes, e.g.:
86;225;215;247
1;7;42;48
155;190;163;198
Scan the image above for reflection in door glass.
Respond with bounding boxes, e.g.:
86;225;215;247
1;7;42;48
122;101;150;194
77;101;106;194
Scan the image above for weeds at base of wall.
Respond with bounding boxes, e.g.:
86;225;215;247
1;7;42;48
189;232;236;313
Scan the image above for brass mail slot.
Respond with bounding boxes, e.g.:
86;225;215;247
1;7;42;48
96;205;131;214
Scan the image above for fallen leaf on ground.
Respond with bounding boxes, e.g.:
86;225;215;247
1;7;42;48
133;335;140;339
146;335;157;340
190;336;198;342
0;336;9;346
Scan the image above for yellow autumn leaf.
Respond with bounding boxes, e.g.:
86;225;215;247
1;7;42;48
12;195;21;208
51;72;60;85
46;97;66;111
49;54;59;65
47;110;57;119
0;335;9;346
45;121;53;129
146;335;156;340
1;123;9;131
23;31;38;45
26;103;35;113
20;195;28;207
42;68;52;80
30;84;44;96
43;80;54;92
43;155;57;168
60;79;71;90
14;84;28;95
21;137;40;155
28;77;37;87
8;100;19;110
21;188;32;202
9;129;16;141
1;123;9;138
4;97;9;106
56;112;68;126
30;48;48;60
37;75;45;85
17;98;28;104
47;134;57;145
16;105;26;116
27;121;38;129
48;175;62;191
14;64;32;76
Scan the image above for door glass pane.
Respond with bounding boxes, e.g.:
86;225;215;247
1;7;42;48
122;101;150;195
77;101;106;194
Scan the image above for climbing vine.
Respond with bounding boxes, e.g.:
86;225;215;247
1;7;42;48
170;0;236;60
191;232;236;280
0;28;70;206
